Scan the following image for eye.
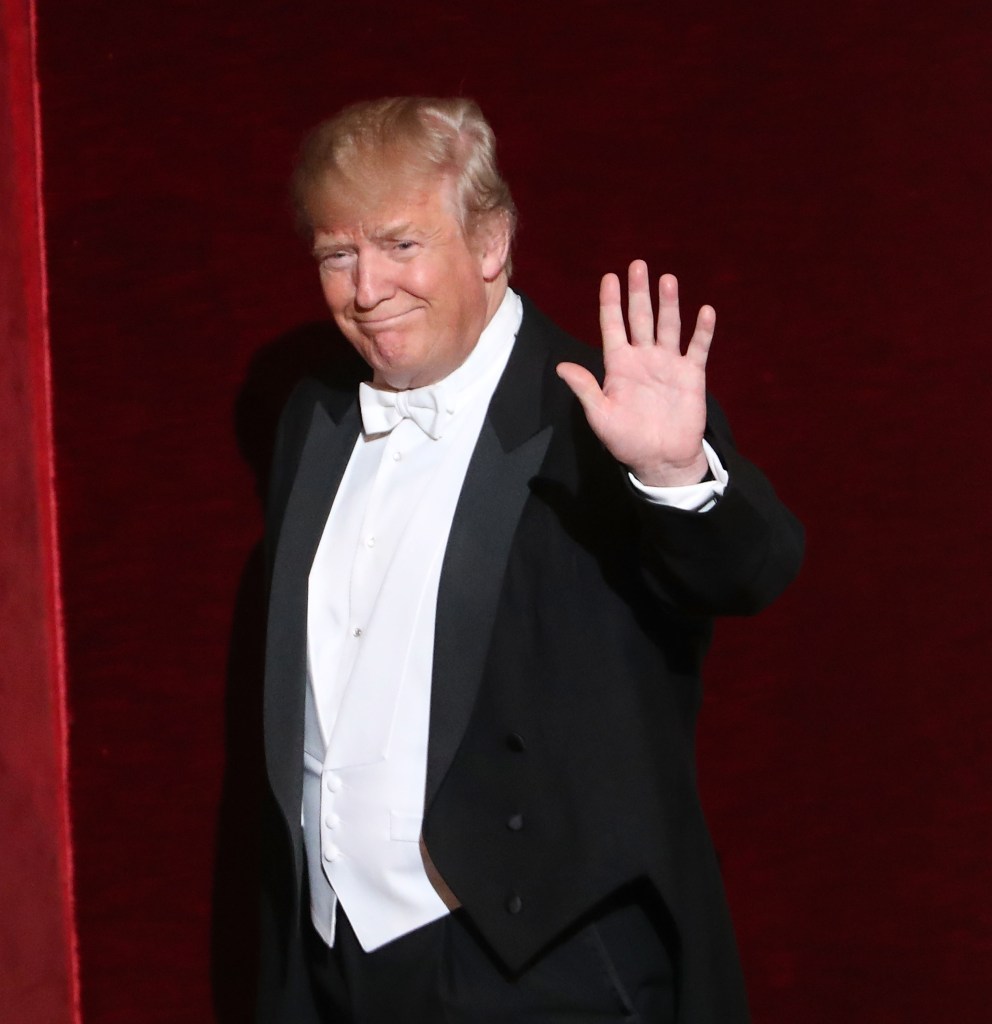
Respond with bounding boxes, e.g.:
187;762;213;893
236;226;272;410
318;250;353;272
392;240;418;257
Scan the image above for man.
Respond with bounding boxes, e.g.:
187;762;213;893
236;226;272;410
257;96;803;1023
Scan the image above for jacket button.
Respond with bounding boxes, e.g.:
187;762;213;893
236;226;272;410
506;814;524;831
506;893;523;914
506;732;526;752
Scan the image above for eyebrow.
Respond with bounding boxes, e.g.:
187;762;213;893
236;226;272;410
369;222;420;242
311;242;347;259
312;221;426;257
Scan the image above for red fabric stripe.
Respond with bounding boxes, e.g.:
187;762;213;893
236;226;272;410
0;0;78;1020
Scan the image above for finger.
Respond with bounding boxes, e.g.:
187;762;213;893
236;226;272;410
626;260;655;346
685;304;716;369
556;361;606;417
656;273;682;352
599;273;628;353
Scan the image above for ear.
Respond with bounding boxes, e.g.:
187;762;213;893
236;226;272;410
476;212;511;281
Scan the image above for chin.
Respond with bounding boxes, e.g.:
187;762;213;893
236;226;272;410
371;342;440;389
370;356;424;391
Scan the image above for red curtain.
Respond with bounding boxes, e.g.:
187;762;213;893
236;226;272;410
0;0;77;1020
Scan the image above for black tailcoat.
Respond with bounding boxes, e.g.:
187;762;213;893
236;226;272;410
256;298;804;1023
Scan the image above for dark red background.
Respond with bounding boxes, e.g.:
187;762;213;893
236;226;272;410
25;0;992;1020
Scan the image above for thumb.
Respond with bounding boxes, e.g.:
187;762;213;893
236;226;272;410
556;362;605;417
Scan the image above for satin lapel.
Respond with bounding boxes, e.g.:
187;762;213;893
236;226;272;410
264;395;361;863
426;307;556;807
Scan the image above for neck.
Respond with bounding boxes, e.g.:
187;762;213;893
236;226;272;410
483;273;509;329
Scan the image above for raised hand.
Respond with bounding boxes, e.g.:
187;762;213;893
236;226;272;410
556;260;713;487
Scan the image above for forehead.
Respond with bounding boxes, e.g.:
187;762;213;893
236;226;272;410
310;172;461;240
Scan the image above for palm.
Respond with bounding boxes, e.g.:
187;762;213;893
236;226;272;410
557;262;712;487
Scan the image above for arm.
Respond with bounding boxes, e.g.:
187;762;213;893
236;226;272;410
557;261;803;614
634;392;805;615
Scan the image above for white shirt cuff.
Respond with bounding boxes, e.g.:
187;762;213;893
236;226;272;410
628;439;728;513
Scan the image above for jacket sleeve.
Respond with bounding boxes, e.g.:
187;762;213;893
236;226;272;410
633;394;805;616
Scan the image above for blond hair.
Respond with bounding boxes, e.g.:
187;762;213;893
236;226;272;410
292;96;517;272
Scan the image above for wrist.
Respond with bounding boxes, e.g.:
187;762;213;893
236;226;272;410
630;449;709;488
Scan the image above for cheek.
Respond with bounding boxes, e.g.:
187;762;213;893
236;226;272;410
320;275;352;314
395;265;434;306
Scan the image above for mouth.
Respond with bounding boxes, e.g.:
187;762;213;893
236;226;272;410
354;309;419;329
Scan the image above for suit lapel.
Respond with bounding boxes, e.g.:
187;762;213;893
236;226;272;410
265;392;361;859
426;305;556;806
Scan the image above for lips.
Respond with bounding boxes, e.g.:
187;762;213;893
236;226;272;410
354;309;419;329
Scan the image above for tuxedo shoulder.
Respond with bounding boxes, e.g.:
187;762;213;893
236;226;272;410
518;294;603;379
279;370;358;435
282;374;339;416
268;373;356;499
273;379;325;452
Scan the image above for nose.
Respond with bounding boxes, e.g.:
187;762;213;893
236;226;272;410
354;250;395;310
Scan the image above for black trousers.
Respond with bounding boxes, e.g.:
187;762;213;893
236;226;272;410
304;886;676;1023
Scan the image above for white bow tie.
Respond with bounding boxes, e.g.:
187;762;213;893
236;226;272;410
358;381;455;440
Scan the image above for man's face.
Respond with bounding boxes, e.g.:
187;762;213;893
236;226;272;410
311;179;507;391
